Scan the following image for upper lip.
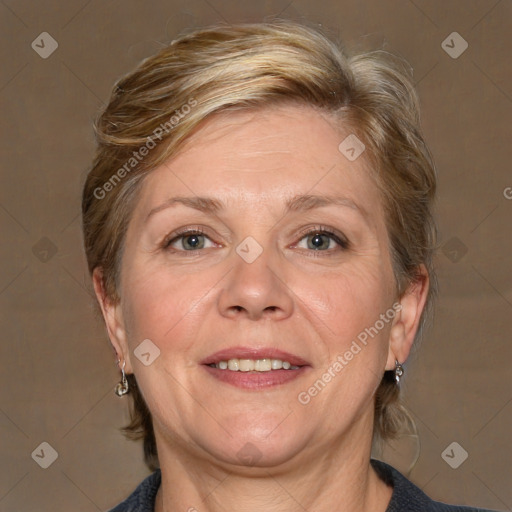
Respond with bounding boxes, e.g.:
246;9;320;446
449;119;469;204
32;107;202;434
201;346;310;367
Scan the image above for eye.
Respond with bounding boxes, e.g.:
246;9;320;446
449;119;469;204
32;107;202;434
165;231;216;251
295;230;348;251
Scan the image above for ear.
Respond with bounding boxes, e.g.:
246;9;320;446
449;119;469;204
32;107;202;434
92;268;133;373
385;264;430;370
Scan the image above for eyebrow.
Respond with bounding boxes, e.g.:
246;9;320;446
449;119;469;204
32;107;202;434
145;194;368;223
146;196;222;221
285;194;370;227
286;194;362;213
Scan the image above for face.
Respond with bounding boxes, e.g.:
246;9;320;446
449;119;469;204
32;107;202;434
99;104;425;469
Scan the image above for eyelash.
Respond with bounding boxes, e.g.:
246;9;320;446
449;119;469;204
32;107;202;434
161;226;350;254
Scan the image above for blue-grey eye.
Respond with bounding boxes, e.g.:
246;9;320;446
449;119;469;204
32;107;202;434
308;233;332;250
182;234;205;250
168;232;214;251
297;232;343;251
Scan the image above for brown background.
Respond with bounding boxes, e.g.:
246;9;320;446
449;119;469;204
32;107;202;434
1;1;511;511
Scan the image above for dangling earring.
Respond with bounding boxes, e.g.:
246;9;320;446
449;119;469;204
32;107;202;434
394;360;404;385
115;360;129;396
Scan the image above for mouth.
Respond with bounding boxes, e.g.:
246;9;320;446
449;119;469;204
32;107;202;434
208;358;301;371
201;347;311;390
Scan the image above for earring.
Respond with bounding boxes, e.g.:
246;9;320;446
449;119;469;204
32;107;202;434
115;360;129;396
394;360;404;385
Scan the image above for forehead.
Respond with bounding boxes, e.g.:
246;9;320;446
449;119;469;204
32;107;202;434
135;104;384;222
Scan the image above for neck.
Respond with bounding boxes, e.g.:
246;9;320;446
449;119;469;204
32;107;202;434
154;411;392;512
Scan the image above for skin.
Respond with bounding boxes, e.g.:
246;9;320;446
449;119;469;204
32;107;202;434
94;104;429;512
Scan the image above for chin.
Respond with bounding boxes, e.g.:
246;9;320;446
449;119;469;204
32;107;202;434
198;417;310;469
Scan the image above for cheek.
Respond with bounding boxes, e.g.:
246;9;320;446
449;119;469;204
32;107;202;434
121;261;216;352
295;259;394;346
289;262;395;428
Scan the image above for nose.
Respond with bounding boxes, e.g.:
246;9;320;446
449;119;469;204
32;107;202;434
218;249;294;321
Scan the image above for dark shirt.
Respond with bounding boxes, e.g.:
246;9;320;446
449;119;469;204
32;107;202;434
108;459;497;512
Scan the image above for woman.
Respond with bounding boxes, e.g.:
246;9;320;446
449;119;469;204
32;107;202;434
82;21;496;512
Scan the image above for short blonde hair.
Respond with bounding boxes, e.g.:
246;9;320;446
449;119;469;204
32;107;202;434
82;20;437;470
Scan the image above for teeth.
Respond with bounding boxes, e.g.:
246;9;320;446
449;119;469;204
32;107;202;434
271;359;283;370
254;359;271;371
239;359;254;372
227;359;239;371
213;358;300;371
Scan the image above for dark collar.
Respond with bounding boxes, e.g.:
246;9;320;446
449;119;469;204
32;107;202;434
110;458;493;511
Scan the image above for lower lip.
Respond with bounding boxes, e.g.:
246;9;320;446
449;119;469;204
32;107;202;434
202;365;309;390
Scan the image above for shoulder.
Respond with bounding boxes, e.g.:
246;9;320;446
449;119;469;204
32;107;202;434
108;469;161;512
371;459;497;512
